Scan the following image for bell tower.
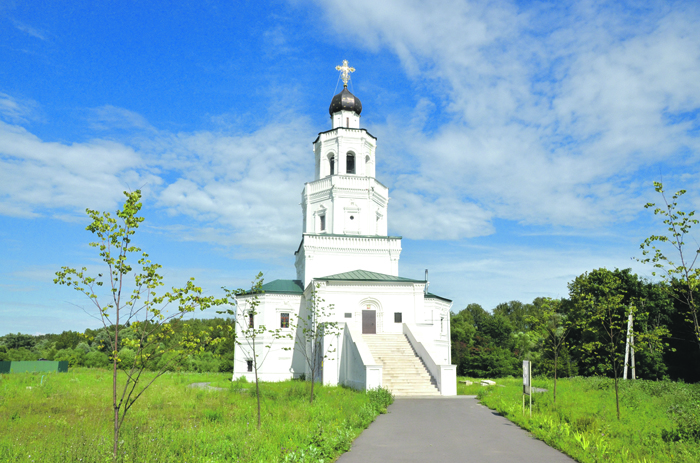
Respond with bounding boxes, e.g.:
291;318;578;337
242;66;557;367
295;61;402;287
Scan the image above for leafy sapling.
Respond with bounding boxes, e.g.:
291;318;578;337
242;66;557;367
54;190;226;460
639;181;700;348
527;298;570;404
568;269;669;420
569;270;629;420
220;272;283;429
282;284;342;403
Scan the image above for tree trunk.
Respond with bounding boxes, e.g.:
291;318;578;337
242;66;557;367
254;359;261;430
113;320;120;460
613;362;620;420
553;352;558;404
691;307;700;351
310;368;315;404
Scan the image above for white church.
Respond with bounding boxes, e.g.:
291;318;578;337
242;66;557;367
233;61;456;396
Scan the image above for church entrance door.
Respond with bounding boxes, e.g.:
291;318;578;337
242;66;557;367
362;310;376;334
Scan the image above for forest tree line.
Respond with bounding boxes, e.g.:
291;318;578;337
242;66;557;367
0;317;235;373
452;267;700;383
3;266;700;383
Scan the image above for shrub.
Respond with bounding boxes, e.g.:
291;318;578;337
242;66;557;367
118;347;135;369
203;409;224;422
54;348;85;366
84;351;110;368
366;386;394;414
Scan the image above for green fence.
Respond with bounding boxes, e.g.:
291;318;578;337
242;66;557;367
0;361;68;373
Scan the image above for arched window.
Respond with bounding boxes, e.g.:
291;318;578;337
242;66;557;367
346;153;355;174
329;155;335;175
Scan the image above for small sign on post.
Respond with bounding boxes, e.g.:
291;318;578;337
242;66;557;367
523;360;531;395
523;360;532;417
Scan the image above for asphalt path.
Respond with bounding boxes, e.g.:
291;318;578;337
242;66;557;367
337;396;575;463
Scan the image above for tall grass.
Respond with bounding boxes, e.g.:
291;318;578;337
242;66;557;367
473;376;700;463
0;369;392;462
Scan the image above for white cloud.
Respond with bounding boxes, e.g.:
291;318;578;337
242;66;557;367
0;120;160;217
0;93;41;124
152;118;312;251
401;238;654;312
314;0;700;235
88;105;155;132
389;190;493;239
0;92;320;255
12;19;47;41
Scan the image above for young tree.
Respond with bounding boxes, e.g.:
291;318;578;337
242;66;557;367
284;284;341;403
54;190;226;460
220;272;280;429
568;269;669;419
639;181;700;349
569;269;629;419
527;298;571;404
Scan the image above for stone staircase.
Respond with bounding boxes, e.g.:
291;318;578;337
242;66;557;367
363;334;440;396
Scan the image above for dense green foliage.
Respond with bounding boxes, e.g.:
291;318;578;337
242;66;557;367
0;369;393;462
473;376;700;462
451;267;700;383
0;318;235;373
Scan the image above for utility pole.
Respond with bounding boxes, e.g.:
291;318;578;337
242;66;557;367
623;308;635;380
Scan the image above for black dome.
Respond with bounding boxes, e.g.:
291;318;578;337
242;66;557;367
329;86;362;116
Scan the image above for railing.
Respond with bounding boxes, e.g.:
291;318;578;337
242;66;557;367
302;234;402;252
403;323;457;396
339;323;382;391
305;177;331;195
304;176;388;197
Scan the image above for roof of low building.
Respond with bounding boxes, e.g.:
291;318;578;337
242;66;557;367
316;270;453;302
238;279;304;296
237;274;452;302
425;292;453;302
316;269;424;283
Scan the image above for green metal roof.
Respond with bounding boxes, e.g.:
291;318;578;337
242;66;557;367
316;269;425;283
425;292;453;302
262;279;304;294
316;270;452;301
236;275;451;301
238;279;304;296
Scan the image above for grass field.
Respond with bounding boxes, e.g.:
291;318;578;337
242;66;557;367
458;375;700;463
0;369;392;462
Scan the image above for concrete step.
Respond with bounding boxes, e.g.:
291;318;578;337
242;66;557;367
363;333;440;396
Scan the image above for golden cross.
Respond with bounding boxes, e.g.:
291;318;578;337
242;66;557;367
335;59;355;87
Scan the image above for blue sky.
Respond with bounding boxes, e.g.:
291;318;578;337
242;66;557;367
2;0;700;336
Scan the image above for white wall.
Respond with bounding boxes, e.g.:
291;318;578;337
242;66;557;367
313;128;376;180
339;323;383;390
313;280;426;334
332;110;360;129
231;281;454;392
295;234;401;286
301;176;388;236
232;293;302;382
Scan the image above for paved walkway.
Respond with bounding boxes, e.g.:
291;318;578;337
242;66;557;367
337;396;575;463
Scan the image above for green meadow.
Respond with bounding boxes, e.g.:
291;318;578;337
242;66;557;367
0;369;392;463
459;376;700;463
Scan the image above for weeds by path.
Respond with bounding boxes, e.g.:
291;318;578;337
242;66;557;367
0;368;393;462
471;376;700;463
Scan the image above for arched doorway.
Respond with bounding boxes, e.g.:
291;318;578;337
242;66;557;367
359;298;382;334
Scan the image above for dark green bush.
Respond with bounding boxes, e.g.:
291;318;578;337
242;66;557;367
366;386;394;414
84;351;110;368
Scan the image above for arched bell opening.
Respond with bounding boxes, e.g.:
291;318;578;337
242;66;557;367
346;152;356;175
327;152;336;176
